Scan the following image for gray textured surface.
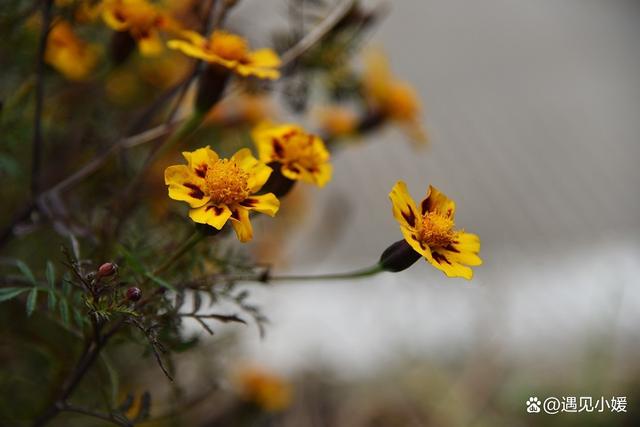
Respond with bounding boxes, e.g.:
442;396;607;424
231;0;640;374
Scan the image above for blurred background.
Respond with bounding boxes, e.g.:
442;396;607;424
2;0;639;425
225;0;640;424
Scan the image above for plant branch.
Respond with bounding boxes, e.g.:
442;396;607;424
61;403;132;427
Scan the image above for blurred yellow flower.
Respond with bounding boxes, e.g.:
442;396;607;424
235;366;292;412
390;181;481;279
364;50;427;144
316;105;358;138
252;123;332;187
206;94;274;127
168;30;281;80
102;0;174;56
45;21;99;81
164;147;279;242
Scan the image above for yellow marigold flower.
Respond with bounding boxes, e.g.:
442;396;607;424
164;147;279;242
316;105;358;138
252;123;332;187
45;21;99;81
363;50;427;144
235;366;292;412
102;0;174;56
389;181;481;279
167;30;281;80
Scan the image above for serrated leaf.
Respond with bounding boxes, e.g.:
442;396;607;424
0;287;30;302
46;261;56;288
145;273;175;292
16;260;36;285
59;298;70;325
26;288;38;317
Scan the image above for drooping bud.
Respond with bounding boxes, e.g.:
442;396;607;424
126;287;142;302
379;239;421;272
97;262;118;277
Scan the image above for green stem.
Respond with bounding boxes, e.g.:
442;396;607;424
153;110;205;161
151;231;205;278
268;264;384;282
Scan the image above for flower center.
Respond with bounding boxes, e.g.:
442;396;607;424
204;159;250;205
419;212;455;247
209;31;249;62
278;131;320;169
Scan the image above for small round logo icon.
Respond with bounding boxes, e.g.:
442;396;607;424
526;397;541;413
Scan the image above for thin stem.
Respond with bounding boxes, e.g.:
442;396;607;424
31;0;53;195
151;231;205;278
268;264;383;282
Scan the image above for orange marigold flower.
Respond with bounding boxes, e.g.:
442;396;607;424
252;123;332;187
45;20;99;81
164;147;279;242
235;366;292;412
102;0;174;56
363;50;428;144
316;105;358;138
167;30;281;80
389;181;481;279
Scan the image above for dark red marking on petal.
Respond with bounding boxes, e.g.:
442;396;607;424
205;205;225;216
421;197;432;215
288;164;301;174
432;251;451;265
272;138;285;158
194;164;208;178
282;130;297;140
240;198;257;208
183;183;204;199
402;208;416;228
231;209;240;220
443;244;460;253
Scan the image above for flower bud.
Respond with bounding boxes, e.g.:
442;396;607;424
357;109;386;134
378;239;421;272
126;287;142;302
258;162;296;198
97;262;118;277
195;64;231;113
110;31;136;65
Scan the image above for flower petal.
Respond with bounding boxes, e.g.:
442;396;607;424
103;8;130;31
239;193;279;217
420;185;456;219
165;165;209;208
136;30;163;56
232;148;272;192
399;226;431;259
389;181;420;231
189;204;231;229
235;63;280;80
247;49;281;68
229;206;253;242
167;39;220;62
182;146;218;178
426;248;474;280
